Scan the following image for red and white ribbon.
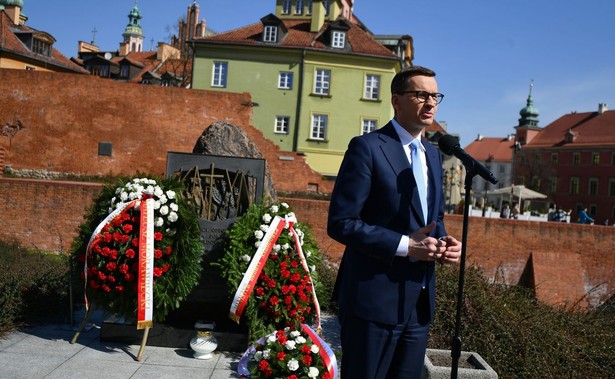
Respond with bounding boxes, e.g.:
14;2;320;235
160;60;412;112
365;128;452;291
137;198;155;329
229;216;287;323
285;214;322;330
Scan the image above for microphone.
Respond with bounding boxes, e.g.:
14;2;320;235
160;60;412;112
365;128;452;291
438;135;498;184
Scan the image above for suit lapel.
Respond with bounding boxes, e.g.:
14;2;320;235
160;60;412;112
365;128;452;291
376;123;427;226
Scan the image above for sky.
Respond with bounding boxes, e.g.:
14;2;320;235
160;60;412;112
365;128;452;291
22;0;615;147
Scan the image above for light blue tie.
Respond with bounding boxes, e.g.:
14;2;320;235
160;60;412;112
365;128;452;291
411;139;428;223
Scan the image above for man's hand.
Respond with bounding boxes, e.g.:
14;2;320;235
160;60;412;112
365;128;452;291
407;222;446;261
437;235;461;265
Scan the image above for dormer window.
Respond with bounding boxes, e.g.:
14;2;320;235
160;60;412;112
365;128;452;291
32;38;52;57
307;0;313;14
263;25;278;43
332;31;345;48
295;0;304;14
282;0;292;14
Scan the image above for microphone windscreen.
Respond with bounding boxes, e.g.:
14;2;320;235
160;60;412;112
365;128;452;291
438;134;459;156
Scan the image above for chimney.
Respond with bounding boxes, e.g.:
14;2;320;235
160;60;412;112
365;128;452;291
476;134;483;141
598;103;608;114
310;0;326;32
4;5;21;25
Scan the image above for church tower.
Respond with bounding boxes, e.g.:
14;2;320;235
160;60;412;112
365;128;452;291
515;81;541;146
172;1;207;60
121;1;144;54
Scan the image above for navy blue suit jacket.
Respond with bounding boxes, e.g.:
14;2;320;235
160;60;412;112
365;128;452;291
328;121;447;326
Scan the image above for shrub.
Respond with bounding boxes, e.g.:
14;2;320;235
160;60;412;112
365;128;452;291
0;241;70;334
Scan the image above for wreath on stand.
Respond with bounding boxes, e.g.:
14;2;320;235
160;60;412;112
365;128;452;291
70;176;204;323
216;201;337;378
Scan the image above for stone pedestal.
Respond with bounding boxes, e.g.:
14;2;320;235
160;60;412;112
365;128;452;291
423;349;498;379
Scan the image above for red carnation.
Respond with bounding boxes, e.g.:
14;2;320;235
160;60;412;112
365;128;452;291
277;351;286;361
287;376;298;379
153;267;163;277
302;354;312;366
290;273;301;283
256;287;265;296
301;345;311;354
258;359;269;370
131;237;139;247
89;280;100;289
125;248;135;259
322;373;331;379
154;249;163;259
122;223;133;233
154;232;163;241
290;260;299;268
281;269;291;279
118;264;129;274
115;285;125;292
165;246;173;255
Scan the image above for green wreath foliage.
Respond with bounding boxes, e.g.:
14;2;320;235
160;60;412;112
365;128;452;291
216;201;324;341
70;175;204;322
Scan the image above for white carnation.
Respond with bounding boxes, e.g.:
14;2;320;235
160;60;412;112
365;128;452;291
255;241;261;248
308;367;319;378
290;331;301;338
254;230;264;240
167;212;178;223
310;344;319;354
287;358;299;371
282;243;290;251
160;205;169;216
270;205;279;213
285;340;297;350
154;186;164;197
273;244;281;252
120;191;128;201
260;224;269;232
170;203;179;212
281;202;289;208
253;351;263;361
294;336;307;344
153;200;161;210
159;194;168;204
166;190;176;199
262;213;272;223
155;217;164;227
241;254;251;262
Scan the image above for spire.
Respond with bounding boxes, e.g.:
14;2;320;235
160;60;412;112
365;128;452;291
122;0;144;52
518;80;540;128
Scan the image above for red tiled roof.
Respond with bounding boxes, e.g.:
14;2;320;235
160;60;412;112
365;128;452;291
524;109;615;148
464;137;515;162
0;11;88;74
198;18;397;59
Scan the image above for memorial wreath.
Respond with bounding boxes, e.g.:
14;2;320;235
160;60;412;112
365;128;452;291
71;176;204;323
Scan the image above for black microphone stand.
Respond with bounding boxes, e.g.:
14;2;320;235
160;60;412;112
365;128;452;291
450;169;477;379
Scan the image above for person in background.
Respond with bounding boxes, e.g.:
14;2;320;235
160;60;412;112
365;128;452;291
500;204;510;219
511;203;520;219
578;207;594;224
328;66;461;378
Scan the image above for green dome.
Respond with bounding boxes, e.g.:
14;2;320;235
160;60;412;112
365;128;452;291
0;0;24;7
123;4;143;37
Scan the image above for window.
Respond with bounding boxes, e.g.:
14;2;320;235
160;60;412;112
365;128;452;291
25;66;36;71
332;31;346;48
364;75;380;100
548;177;557;193
612;153;615;165
588;178;599;195
307;0;313;14
32;38;51;56
263;25;278;43
570;177;580;194
314;69;330;95
120;65;130;78
550;153;558;165
282;0;291;14
161;80;170;87
278;72;293;89
295;0;304;14
310;114;328;140
573;153;580;165
609;179;615;197
592;152;600;165
324;0;331;15
275;116;290;134
212;61;228;87
362;119;377;135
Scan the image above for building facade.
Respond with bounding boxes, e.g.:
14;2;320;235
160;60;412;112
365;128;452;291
514;103;615;224
190;0;405;176
0;1;87;74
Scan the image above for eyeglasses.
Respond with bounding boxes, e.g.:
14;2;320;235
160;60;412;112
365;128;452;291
398;90;444;104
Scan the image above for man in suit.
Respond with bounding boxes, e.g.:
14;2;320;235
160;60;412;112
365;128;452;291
328;66;462;378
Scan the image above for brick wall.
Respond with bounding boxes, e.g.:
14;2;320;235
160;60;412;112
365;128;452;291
0;178;102;252
0;68;330;194
2;178;611;308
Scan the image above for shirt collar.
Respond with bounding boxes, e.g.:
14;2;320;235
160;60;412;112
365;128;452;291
391;119;424;151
